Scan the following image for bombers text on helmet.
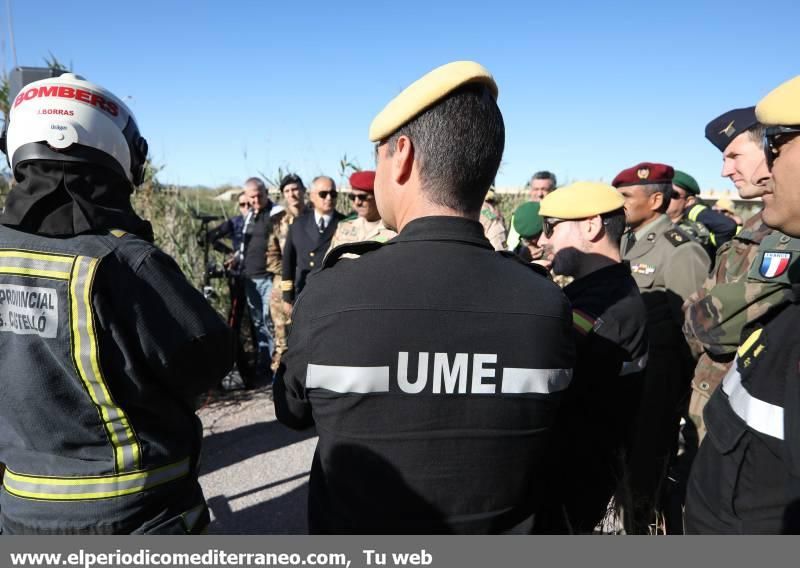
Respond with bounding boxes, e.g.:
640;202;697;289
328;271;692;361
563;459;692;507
3;73;149;186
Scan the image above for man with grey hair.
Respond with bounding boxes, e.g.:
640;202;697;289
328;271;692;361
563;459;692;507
240;176;277;382
506;170;558;250
529;170;557;202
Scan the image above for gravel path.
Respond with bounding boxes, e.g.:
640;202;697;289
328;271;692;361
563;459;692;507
197;378;317;534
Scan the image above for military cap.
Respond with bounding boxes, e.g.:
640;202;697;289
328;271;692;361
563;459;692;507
368;61;498;142
672;170;701;196
756;75;800;126
705;107;757;152
611;162;674;188
512;202;543;238
539;181;624;219
349;170;376;193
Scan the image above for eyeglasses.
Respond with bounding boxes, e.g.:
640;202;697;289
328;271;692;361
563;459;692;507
542;217;568;238
316;190;337;200
238;202;248;208
348;193;373;202
764;126;800;170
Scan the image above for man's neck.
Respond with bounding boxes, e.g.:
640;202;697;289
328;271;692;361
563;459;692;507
288;203;305;217
632;214;663;236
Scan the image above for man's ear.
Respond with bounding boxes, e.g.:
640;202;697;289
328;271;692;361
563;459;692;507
649;189;664;213
586;215;604;241
391;135;414;185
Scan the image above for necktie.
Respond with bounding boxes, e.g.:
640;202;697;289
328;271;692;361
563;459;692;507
318;217;326;233
624;232;636;254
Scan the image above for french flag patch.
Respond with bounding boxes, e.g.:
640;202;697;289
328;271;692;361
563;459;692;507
759;251;791;278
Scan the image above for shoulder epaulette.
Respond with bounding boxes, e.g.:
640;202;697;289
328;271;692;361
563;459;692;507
664;227;692;247
323;240;384;268
498;250;550;278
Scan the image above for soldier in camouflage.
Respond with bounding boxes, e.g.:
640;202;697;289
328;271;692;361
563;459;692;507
683;107;797;442
267;174;307;372
479;189;507;251
327;171;396;252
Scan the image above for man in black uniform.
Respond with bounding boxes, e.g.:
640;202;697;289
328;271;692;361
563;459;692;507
533;182;648;533
686;75;800;533
273;61;575;534
281;175;344;316
0;73;232;533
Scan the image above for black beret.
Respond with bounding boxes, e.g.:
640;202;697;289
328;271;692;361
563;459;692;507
705;106;758;152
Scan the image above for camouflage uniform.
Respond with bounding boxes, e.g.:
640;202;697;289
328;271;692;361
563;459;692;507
479;201;507;251
267;208;300;372
683;211;798;441
327;217;396;252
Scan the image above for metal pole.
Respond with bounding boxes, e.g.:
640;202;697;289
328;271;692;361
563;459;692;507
6;0;17;69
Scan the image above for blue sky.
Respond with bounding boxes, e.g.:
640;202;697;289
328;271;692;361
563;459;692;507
6;0;799;192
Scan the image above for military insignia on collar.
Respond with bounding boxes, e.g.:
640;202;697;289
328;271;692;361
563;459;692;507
647;233;656;242
719;120;736;138
637;167;650;180
759;251;791;278
631;263;656;275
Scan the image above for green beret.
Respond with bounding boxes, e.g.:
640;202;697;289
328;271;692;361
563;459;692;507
513;202;543;238
672;170;700;196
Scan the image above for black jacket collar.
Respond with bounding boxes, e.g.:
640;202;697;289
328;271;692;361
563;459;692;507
389;216;493;249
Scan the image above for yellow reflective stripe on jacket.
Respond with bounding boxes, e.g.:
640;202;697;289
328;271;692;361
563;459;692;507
687;204;707;222
709;232;717;247
70;256;141;472
3;459;190;501
0;250;74;280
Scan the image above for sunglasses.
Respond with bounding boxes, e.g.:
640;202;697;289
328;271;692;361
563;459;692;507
348;193;373;202
764;126;800;170
238;202;248;208
316;191;337;199
542;217;567;238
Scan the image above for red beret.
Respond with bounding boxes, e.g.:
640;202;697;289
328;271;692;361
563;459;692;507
611;162;674;188
349;170;376;193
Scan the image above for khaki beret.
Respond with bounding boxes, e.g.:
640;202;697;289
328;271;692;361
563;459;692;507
539;181;624;219
756;75;800;126
368;61;498;142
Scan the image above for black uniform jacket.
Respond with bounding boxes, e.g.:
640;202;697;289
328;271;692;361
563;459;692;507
281;210;345;302
274;216;575;534
536;262;648;533
686;283;800;534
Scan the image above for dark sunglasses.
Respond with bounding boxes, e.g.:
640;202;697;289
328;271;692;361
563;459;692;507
317;190;337;199
764;126;800;170
542;217;567;238
348;193;373;202
238;202;248;208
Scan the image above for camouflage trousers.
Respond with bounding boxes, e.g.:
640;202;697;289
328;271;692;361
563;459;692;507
687;352;735;443
270;274;289;372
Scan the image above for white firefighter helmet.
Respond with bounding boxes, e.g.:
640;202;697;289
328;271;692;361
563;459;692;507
1;73;148;186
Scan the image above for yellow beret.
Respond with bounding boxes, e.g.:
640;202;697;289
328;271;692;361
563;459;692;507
539;181;625;219
714;197;736;214
756;75;800;126
368;61;498;142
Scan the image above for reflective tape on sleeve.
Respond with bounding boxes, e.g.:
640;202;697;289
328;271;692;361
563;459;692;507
722;357;784;440
3;459;190;501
